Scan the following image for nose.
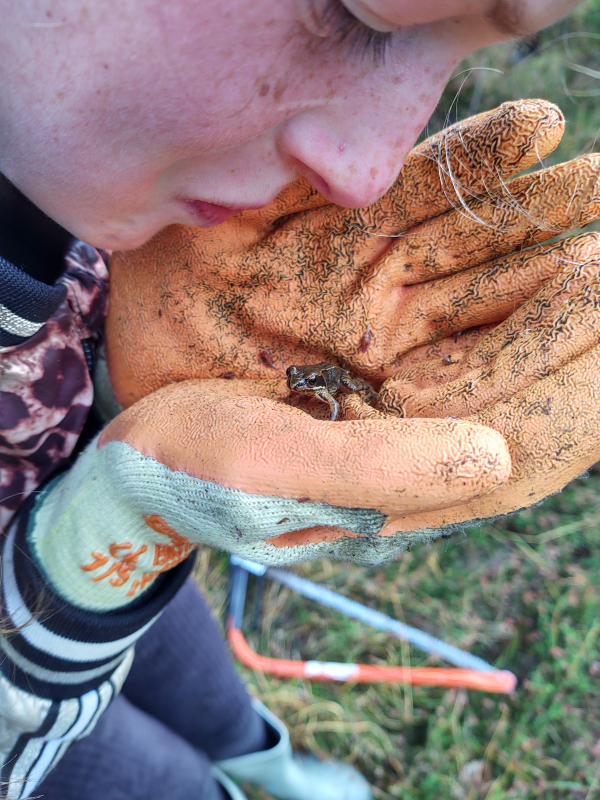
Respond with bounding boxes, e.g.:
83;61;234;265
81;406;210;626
276;42;461;209
279;109;412;208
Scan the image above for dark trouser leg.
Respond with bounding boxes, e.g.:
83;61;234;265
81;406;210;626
37;694;224;800
122;578;269;761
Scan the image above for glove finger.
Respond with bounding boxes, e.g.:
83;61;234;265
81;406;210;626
373;154;600;287
377;239;600;418
99;379;511;517
375;233;600;369
383;272;600;418
380;351;472;407
392;326;497;369
361;99;564;235
375;341;600;533
464;245;600;369
468;343;600;518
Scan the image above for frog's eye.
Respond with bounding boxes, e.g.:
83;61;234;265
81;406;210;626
306;375;318;386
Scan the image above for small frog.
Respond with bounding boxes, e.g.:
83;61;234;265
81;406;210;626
286;362;378;421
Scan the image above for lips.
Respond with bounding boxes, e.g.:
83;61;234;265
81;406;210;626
183;199;259;226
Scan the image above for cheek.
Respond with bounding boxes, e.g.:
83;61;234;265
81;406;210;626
373;26;480;141
314;31;468;193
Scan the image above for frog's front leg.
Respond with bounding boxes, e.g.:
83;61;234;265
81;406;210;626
316;389;340;422
339;373;378;405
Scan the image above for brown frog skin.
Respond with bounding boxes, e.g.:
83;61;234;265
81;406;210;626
286;362;378;421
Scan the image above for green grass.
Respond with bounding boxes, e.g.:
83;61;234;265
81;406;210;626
195;467;600;798
195;8;600;798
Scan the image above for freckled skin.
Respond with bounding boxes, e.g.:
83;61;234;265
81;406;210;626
0;0;583;250
286;362;378;420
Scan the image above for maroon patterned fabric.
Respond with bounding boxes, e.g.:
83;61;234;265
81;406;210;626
0;242;109;532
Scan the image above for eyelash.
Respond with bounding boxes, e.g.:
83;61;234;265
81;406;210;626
318;0;393;64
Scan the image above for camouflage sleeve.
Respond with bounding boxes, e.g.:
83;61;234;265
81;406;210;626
0;241;109;533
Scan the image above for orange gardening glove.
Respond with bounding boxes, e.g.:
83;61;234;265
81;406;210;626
105;99;568;404
93;100;600;565
343;226;600;533
80;379;508;568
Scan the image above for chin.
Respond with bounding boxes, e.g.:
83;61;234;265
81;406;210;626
79;222;165;253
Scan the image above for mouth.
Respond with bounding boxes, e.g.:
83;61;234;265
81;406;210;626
182;199;265;226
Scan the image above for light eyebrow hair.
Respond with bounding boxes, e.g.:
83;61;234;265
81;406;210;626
486;0;528;36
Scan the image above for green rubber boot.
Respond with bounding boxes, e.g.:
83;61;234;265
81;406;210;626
211;766;249;800
215;699;371;800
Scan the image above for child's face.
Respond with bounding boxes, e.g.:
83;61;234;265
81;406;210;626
1;0;580;250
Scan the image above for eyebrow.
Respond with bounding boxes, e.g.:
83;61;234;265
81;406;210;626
486;0;527;36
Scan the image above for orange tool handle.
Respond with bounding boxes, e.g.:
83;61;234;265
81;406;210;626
227;619;517;694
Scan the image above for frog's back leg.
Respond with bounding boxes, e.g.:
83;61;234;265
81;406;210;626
339;372;378;403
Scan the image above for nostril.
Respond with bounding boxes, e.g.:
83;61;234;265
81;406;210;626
291;160;332;201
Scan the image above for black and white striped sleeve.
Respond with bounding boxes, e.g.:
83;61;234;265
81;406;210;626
0;257;67;348
0;498;196;798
